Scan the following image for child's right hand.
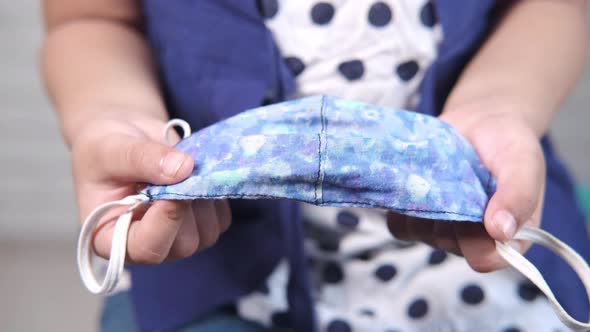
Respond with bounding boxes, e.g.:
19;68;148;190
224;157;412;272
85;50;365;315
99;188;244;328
71;113;231;264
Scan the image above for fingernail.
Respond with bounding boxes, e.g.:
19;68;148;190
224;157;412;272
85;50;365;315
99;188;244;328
493;210;517;239
160;151;187;178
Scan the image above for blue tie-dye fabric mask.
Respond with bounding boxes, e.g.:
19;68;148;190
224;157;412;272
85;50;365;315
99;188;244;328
147;96;496;221
77;96;590;330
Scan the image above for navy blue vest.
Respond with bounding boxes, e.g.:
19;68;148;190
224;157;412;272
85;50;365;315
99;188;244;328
131;1;590;330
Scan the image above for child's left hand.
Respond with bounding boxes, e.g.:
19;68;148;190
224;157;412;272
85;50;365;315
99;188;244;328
387;103;545;272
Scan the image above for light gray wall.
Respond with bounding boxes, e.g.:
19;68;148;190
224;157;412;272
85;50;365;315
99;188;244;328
0;1;78;241
0;2;589;241
553;63;590;182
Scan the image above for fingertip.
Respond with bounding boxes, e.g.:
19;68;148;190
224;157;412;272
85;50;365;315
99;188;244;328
406;217;435;243
485;208;518;242
386;213;409;240
455;223;507;273
468;256;507;273
432;221;461;253
214;200;232;232
483;145;544;241
176;151;195;179
159;150;194;181
101;135;193;185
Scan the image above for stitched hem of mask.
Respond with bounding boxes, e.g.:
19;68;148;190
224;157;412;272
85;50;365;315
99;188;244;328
145;192;483;221
314;95;328;205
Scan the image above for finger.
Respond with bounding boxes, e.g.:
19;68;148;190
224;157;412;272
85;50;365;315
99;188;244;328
168;204;200;260
507;217;541;257
92;213;119;259
214;200;232;233
386;212;411;241
406;217;435;244
432;221;462;255
94;133;194;185
484;142;545;242
192;200;221;250
91;202;150;258
126;200;192;264
455;222;509;272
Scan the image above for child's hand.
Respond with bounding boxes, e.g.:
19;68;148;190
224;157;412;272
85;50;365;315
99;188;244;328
387;103;545;272
71;113;231;264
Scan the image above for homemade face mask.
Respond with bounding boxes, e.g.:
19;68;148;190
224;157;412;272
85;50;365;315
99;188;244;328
78;96;590;330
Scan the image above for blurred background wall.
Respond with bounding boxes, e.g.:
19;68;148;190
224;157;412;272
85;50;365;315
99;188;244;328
1;2;98;331
0;2;589;332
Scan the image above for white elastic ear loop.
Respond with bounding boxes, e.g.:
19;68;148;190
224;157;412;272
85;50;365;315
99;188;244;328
163;118;191;145
496;226;590;331
77;194;148;294
77;119;191;295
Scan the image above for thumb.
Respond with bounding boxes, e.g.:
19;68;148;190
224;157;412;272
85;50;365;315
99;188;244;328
483;143;545;242
95;133;194;185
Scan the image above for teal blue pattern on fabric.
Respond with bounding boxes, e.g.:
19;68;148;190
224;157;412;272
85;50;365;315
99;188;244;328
144;96;496;222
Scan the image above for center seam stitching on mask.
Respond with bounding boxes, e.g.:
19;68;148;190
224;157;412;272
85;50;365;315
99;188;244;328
314;95;328;204
145;190;154;201
320;95;328;204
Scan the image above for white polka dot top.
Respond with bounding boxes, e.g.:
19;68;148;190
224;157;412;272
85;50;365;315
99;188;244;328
263;0;442;109
237;2;567;331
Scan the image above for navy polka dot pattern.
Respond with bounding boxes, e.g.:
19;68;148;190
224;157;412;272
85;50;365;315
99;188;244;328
518;281;541;302
375;264;397;282
318;234;341;252
502;326;523;332
368;2;393;27
460;284;485;305
264;0;441;111
336;210;360;228
304;219;342;251
408;298;429;319
257;282;270;295
311;2;335;25
285;56;305;77
359;308;375;317
338;60;365;81
420;1;437;27
428;249;447;265
396;60;419;82
327;319;352;332
323;261;345;283
354;249;376;261
257;0;279;19
271;311;291;328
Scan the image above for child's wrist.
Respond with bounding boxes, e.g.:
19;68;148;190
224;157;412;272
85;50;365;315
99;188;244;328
441;96;549;139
